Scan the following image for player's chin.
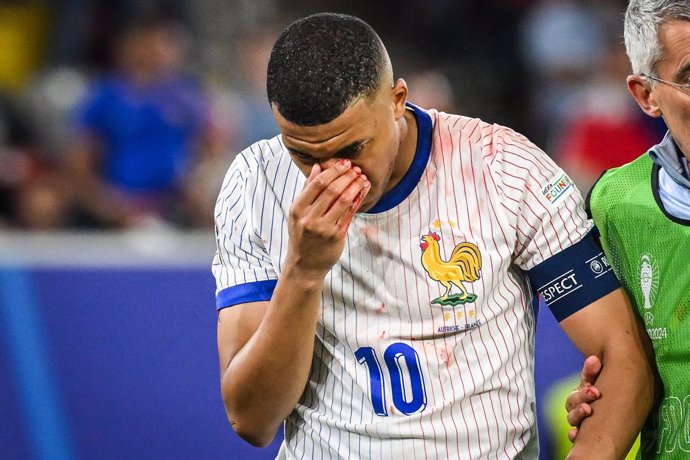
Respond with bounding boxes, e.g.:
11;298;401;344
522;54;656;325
355;195;377;213
355;203;372;213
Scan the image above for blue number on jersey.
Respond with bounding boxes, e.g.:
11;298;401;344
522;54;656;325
355;342;427;416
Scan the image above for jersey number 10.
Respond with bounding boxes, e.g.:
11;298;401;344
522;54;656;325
355;342;427;416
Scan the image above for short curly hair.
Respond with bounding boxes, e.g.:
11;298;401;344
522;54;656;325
266;13;388;126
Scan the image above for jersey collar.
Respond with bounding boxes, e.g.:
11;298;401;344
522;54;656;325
365;102;432;213
649;131;690;187
649;131;690;223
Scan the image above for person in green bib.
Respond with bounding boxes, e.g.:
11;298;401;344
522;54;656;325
566;1;690;458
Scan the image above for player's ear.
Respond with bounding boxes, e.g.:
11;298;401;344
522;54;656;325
627;75;662;118
391;78;408;120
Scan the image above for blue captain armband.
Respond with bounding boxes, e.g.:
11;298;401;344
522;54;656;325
527;229;620;322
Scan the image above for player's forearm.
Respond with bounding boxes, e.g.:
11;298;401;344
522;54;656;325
221;264;326;446
567;343;656;459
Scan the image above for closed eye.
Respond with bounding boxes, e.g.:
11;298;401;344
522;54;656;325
289;149;317;164
337;142;366;159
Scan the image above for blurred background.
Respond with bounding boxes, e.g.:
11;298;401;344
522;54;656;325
0;0;663;458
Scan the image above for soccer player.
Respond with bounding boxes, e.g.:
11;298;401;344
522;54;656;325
212;13;656;459
565;1;690;458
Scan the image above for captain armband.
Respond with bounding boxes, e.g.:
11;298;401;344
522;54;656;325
527;228;620;322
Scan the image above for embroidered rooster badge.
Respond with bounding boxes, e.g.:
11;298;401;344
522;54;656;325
420;232;482;306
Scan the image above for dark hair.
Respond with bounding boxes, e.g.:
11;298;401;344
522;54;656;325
266;13;388;126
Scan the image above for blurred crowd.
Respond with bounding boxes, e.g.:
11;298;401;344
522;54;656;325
0;0;668;230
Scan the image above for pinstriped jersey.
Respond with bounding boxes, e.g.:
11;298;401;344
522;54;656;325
212;105;592;459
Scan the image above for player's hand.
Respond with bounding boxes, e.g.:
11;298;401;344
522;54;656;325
566;355;603;442
286;159;370;276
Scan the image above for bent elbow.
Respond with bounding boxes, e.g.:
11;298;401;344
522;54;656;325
223;396;277;447
220;377;281;447
230;419;277;447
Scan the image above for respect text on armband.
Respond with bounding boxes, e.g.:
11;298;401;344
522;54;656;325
538;271;581;304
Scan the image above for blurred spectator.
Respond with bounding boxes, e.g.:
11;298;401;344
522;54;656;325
22;66;89;167
63;13;223;229
520;0;609;146
518;0;658;193
0;88;70;229
210;22;279;153
407;68;458;114
553;41;658;192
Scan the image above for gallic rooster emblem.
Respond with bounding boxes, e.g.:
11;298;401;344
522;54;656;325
420;232;482;306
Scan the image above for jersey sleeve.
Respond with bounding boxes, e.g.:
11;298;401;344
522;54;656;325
212;153;278;310
489;127;592;271
489;128;620;321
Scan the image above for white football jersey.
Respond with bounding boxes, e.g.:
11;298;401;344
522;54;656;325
213;105;591;459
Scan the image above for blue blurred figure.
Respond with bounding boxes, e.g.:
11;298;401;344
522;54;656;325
66;13;221;228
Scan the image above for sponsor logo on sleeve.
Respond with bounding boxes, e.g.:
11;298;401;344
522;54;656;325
541;173;574;205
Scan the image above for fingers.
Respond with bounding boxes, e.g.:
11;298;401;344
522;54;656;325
299;160;370;222
580;355;602;388
313;169;364;217
565;355;602;412
305;163;322;185
568;427;579;443
564;355;603;444
567;400;593;427
297;160;354;209
565;384;601;412
332;176;371;229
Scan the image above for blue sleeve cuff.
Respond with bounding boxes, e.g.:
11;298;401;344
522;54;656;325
216;279;277;310
527;229;620;322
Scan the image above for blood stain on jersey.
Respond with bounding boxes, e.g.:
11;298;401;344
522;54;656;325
420;232;482;306
436;346;452;367
359;224;382;257
376;302;386;314
425;168;437;187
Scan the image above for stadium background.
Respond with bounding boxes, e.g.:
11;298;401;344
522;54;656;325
0;0;657;458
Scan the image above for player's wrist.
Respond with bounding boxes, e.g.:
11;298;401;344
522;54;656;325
567;433;619;460
281;259;330;290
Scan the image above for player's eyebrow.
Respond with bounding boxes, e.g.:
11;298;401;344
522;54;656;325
335;141;366;158
288;141;366;162
288;148;317;161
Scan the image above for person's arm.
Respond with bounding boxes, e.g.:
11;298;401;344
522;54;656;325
559;288;657;459
216;160;369;446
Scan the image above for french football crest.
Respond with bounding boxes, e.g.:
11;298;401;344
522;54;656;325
419;232;482;306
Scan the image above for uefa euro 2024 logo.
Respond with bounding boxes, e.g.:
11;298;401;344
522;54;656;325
640;254;656;309
640;253;659;325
